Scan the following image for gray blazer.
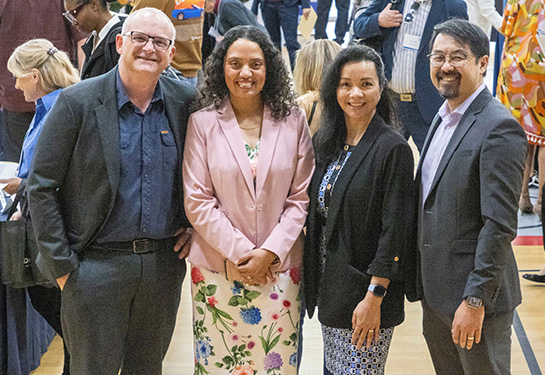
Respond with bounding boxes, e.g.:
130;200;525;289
28;69;196;280
415;88;526;315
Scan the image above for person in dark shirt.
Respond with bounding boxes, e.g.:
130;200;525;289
27;8;195;374
63;0;126;79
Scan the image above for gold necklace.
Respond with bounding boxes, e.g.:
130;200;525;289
239;124;262;130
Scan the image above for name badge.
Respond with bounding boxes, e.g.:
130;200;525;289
403;34;421;51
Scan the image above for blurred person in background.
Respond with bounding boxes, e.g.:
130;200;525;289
251;0;311;71
293;39;342;135
463;0;503;37
497;0;545;218
63;0;127;79
0;0;85;162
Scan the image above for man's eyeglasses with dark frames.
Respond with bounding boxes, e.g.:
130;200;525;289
62;1;88;24
123;31;173;51
427;53;470;68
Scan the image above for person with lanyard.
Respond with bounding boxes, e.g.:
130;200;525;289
353;0;467;152
1;39;80;375
63;0;127;79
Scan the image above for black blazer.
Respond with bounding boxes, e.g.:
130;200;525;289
304;115;417;329
27;69;196;281
80;16;126;80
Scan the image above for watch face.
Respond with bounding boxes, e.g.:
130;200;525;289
369;285;387;297
466;297;482;308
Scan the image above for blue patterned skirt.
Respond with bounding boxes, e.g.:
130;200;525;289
322;325;394;375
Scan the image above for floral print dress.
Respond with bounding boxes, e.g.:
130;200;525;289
191;140;302;375
317;145;394;375
498;0;545;145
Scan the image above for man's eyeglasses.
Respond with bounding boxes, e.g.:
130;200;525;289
427;53;469;68
62;1;88;24
123;31;173;51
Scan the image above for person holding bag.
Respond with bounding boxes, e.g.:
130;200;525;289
1;38;80;375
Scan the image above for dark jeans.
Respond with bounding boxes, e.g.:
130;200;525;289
391;94;431;152
1;109;33;162
261;1;301;71
314;0;350;44
61;245;186;375
27;285;70;374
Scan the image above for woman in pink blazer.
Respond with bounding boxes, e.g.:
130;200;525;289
183;26;314;374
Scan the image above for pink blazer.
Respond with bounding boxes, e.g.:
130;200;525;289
183;98;315;273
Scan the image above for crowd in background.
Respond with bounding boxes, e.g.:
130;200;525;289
0;0;543;375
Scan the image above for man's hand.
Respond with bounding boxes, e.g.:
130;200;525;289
378;3;403;28
174;227;193;260
236;248;276;285
302;7;311;19
57;273;70;291
451;300;485;350
0;177;22;195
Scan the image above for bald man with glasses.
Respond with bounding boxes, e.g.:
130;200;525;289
28;8;196;374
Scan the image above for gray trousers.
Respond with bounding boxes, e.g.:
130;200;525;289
61;244;186;375
422;300;514;375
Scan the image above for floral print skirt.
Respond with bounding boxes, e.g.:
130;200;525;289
190;264;302;375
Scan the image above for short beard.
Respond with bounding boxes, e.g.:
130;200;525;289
437;75;460;99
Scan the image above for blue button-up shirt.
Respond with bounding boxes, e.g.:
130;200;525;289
96;73;179;242
17;89;62;179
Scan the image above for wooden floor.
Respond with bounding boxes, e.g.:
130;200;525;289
30;244;545;375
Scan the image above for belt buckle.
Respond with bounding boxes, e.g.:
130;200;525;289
132;239;151;254
400;93;412;102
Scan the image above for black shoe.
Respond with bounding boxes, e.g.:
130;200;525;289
522;273;545;283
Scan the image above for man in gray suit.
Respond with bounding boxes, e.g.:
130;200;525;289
416;19;526;374
28;8;195;374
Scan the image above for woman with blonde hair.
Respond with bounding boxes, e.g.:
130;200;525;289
294;39;342;134
1;38;79;375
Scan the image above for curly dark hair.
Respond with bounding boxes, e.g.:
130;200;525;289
313;45;400;166
193;25;296;121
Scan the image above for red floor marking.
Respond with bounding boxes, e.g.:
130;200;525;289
513;236;543;246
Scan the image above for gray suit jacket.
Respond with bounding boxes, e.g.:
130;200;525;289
415;88;526;315
28;69;196;281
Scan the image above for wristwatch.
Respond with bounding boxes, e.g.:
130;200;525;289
465;296;483;309
368;284;387;297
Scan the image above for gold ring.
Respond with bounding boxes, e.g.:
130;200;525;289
369;329;374;333
467;336;474;340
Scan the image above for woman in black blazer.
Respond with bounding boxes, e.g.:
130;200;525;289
63;0;126;79
303;45;416;375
